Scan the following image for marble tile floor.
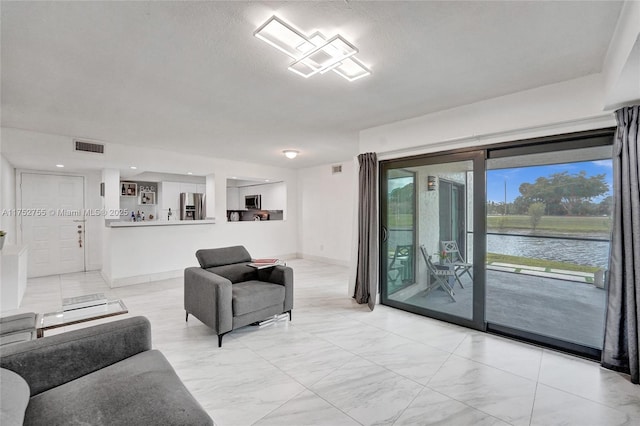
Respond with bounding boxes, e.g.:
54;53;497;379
14;259;640;426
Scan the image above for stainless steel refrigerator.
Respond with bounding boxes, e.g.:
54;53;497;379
180;192;206;220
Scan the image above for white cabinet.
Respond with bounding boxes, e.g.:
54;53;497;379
196;184;206;194
180;183;197;194
1;245;28;311
161;182;181;220
226;187;240;210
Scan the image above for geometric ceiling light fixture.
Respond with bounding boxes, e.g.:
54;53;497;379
332;56;371;82
254;16;316;59
288;34;358;78
254;15;371;81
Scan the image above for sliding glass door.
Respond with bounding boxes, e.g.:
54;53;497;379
380;152;485;329
380;129;614;358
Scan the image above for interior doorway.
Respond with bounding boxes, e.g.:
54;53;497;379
20;172;86;277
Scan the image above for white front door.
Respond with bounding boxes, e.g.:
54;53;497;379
21;173;85;277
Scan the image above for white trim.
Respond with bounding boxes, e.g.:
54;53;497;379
107;269;183;288
301;253;350;267
377;114;615;161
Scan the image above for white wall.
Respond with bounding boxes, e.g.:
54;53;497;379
1;155;17;245
360;74;615;158
226;187;240;210
84;170;103;271
298;161;356;266
602;0;640;110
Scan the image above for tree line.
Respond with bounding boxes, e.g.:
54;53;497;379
488;171;611;216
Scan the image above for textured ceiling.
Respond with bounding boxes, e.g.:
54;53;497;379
0;1;623;169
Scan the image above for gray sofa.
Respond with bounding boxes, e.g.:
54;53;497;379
0;312;36;346
184;245;293;347
0;316;213;426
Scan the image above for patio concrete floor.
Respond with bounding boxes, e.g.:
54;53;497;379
392;269;606;349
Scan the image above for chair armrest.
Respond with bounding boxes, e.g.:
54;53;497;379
258;265;292;285
0;316;151;396
184;267;233;334
258;265;294;313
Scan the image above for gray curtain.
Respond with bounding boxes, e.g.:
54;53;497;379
602;105;640;384
354;152;378;311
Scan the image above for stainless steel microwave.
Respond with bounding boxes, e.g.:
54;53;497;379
245;194;261;210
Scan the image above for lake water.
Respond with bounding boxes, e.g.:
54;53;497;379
487;234;610;269
388;229;611;269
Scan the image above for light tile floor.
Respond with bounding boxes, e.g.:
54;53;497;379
15;259;640;426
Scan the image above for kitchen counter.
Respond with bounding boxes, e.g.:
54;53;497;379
109;219;215;227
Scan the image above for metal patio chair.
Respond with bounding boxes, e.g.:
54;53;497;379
440;240;473;288
388;244;413;284
420;245;456;302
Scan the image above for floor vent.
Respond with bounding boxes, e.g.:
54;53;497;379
332;164;343;174
74;140;105;154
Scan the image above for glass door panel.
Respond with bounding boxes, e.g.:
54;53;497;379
381;154;482;327
385;169;416;295
485;145;613;350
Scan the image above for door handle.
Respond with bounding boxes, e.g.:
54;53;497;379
382;226;388;242
77;225;83;248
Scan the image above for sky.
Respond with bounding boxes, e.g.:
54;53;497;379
487;160;614;203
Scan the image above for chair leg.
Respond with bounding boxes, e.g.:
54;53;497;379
426;275;456;302
185;312;189;322
217;332;228;348
454;272;465;289
287;310;292;321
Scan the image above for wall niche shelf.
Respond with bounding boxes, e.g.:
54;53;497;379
120;182;137;197
139;191;156;205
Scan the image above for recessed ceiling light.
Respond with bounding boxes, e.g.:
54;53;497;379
283;150;299;159
187;172;193;175
56;164;64;168
231;176;237;179
130;166;137;170
265;179;270;182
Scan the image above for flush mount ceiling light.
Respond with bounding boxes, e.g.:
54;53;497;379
283;150;299;159
254;15;370;81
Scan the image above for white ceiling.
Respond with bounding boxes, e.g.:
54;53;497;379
0;1;623;170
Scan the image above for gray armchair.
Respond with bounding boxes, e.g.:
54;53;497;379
184;245;293;347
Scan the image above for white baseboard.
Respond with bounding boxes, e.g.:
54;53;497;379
300;254;350;267
105;269;183;288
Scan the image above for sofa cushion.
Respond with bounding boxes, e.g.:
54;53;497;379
1;368;30;426
206;263;257;284
196;245;251;268
23;350;212;426
232;281;285;316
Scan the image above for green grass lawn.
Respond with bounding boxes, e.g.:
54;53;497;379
486;253;600;274
389;214;611;234
487;215;611;233
388;213;414;228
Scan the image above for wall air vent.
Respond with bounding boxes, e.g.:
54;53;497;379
332;164;343;174
74;140;105;154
